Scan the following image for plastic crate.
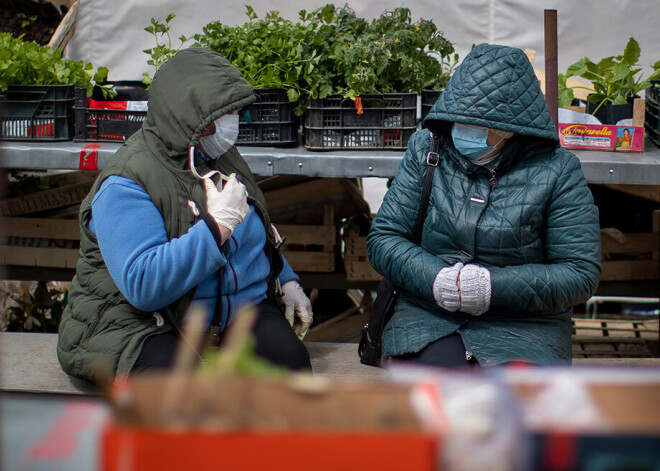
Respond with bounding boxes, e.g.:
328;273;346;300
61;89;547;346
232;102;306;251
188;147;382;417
421;90;442;122
238;88;297;146
647;80;659;104
74;87;147;142
0;85;75;141
644;83;659;148
91;81;148;101
303;93;417;151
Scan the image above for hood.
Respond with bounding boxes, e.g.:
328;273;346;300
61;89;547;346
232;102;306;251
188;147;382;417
142;47;256;159
424;43;558;142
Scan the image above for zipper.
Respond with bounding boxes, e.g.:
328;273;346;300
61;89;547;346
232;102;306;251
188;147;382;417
456;326;473;361
80;299;112;344
489;168;498;186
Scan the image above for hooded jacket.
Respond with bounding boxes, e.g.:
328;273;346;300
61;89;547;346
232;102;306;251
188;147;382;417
367;44;601;365
57;48;286;382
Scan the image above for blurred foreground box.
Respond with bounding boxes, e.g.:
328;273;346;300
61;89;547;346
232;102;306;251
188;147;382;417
101;374;438;471
508;369;660;469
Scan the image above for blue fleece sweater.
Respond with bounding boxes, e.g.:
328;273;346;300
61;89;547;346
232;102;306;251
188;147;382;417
89;175;297;329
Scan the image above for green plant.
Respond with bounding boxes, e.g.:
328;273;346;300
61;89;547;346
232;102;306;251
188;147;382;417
194;5;337;115
193;5;455;111
0;33;115;98
1;281;68;333
330;7;454;98
558;37;660;113
141;13;191;87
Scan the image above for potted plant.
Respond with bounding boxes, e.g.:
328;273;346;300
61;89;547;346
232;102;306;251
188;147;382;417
558;37;660;124
0;32;113;97
0;33;114;140
191;6;339;145
301;6;455;150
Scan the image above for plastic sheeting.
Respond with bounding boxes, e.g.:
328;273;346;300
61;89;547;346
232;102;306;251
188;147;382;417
65;0;660;83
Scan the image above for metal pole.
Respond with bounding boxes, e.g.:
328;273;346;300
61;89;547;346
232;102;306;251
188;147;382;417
544;9;558;127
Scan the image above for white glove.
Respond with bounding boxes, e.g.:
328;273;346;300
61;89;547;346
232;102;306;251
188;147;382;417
458;264;491;316
432;262;463;312
281;280;313;340
204;173;249;234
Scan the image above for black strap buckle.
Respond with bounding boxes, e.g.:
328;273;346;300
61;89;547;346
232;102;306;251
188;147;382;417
426;151;439;166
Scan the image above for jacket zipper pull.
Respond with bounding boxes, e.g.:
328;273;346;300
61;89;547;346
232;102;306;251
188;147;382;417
489;169;498;186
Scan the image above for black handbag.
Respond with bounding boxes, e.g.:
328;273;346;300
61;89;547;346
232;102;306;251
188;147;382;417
358;132;440;366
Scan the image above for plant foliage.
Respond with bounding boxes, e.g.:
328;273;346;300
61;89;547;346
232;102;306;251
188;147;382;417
0;32;114;98
558;37;660;112
141;13;191;87
1;281;68;333
190;4;455;112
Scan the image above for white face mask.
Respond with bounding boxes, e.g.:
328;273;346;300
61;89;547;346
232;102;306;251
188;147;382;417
199;114;240;158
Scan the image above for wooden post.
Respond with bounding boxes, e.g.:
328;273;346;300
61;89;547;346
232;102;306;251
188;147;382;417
544;9;558;127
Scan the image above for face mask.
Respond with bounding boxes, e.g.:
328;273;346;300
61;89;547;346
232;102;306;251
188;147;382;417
451;123;500;160
199;114;240;158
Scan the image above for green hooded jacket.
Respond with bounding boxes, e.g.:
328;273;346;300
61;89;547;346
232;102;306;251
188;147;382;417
57;48;284;382
367;44;602;365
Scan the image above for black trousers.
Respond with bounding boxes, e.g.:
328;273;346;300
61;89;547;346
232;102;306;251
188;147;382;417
132;299;312;373
392;332;479;368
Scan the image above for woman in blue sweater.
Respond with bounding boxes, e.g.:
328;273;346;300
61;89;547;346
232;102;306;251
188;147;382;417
57;49;312;382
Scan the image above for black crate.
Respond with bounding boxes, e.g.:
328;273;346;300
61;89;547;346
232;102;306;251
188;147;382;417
74;87;147;142
647;80;659;104
0;85;75;141
238;88;297;146
644;84;660;148
647;127;660;148
421;90;442;122
303;93;417;151
91;81;148;101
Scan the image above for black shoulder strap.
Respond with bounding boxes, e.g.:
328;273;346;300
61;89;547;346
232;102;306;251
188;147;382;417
413;132;440;244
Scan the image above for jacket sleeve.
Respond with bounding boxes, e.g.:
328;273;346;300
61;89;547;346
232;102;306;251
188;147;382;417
367;131;451;302
489;153;602;313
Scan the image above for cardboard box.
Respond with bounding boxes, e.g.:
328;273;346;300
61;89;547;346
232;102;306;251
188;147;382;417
558;98;646;152
101;374;438;471
558;123;645;152
506;369;660;469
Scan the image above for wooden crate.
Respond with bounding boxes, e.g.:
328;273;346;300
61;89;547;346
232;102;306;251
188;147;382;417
276;205;336;273
260;176;370;225
600;210;659;281
572;318;658;358
0;216;80;269
1;171;96;217
342;232;382;282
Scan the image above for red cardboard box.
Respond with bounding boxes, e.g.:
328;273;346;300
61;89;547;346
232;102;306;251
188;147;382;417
101;374;439;471
102;427;436;471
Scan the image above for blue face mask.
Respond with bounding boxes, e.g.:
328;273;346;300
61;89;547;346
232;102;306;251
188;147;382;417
451;123;498;160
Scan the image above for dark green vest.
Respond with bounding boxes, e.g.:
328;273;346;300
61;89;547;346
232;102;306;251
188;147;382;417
57;131;283;383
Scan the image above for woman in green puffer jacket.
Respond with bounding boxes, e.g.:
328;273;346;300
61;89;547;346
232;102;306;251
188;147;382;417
366;43;602;367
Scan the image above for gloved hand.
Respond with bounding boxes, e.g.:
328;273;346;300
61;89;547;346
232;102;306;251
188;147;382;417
281;280;313;340
458;264;491;316
204;173;249;236
432;262;463;311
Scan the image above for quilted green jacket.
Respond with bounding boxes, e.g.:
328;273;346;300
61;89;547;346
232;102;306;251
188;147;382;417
366;44;601;365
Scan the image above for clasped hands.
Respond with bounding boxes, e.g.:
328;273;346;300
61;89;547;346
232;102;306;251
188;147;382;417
433;262;491;316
